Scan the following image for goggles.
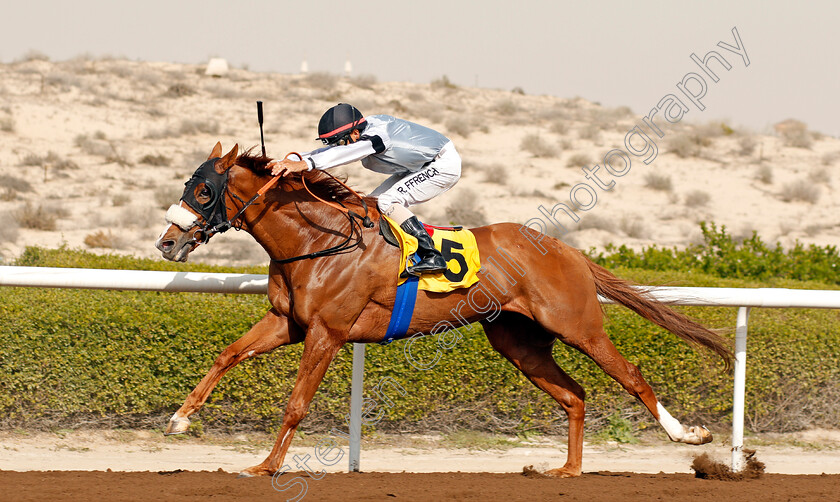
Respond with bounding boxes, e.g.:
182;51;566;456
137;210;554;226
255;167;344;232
321;133;352;147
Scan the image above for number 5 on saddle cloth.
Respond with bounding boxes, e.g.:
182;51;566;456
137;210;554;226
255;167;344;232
380;215;481;344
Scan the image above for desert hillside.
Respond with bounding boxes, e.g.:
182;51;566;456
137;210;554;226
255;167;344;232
1;56;838;267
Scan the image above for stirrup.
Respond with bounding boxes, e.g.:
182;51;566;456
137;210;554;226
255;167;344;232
405;255;447;277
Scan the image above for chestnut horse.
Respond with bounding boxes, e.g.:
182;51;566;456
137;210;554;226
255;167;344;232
155;143;731;478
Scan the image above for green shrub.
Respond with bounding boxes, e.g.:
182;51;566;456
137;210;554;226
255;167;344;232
591;222;840;285
1;244;838;437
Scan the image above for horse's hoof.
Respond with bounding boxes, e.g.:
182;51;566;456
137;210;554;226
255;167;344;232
684;425;713;445
164;415;191;435
238;464;274;477
544;467;582;478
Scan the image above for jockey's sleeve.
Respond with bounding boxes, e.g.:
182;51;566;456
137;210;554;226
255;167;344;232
303;139;378;170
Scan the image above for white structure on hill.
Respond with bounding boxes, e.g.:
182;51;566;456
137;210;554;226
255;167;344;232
205;58;229;77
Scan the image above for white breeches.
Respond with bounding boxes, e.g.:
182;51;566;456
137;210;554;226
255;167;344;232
373;141;461;215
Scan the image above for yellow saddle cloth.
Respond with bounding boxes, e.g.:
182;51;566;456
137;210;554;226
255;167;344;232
383;216;481;293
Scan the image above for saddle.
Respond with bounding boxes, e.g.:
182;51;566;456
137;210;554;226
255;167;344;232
379;216;480;293
379;216;480;344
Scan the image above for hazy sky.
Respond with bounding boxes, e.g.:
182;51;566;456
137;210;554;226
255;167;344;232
2;1;838;135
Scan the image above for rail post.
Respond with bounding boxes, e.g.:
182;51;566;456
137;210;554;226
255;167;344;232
348;343;366;472
731;306;750;471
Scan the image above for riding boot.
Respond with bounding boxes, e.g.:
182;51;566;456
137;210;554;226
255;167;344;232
400;216;447;276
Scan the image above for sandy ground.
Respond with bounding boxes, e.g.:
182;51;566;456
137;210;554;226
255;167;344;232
2;429;838;475
5;470;840;502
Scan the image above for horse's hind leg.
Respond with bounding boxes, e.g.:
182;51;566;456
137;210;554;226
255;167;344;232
481;314;586;478
165;308;304;434
538;299;712;445
571;327;711;444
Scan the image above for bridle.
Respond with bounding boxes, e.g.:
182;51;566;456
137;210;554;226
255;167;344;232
171;153;374;264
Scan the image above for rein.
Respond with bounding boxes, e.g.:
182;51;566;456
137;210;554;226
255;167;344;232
301;165;374;229
198;152;374;264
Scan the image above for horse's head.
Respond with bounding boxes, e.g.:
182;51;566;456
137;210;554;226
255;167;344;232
155;142;240;262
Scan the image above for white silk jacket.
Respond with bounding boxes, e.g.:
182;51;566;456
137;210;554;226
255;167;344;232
302;115;450;174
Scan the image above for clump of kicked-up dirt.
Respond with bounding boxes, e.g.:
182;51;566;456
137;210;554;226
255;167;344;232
521;465;548;478
691;449;765;480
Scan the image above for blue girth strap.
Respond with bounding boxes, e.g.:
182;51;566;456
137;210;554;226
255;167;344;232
381;273;419;345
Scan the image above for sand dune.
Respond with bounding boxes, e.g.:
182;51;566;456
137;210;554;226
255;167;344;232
1;57;838;267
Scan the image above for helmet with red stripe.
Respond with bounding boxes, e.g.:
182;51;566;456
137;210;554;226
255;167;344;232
318;103;367;146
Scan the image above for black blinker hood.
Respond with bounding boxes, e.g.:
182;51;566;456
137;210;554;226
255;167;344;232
181;157;230;232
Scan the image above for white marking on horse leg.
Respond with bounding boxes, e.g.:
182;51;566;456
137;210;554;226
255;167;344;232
247;350;256;357
657;402;685;441
657;402;712;444
279;428;294;448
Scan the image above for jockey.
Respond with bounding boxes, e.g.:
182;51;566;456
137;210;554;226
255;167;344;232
270;103;462;277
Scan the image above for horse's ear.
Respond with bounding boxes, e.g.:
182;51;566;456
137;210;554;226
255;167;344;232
208;142;223;160
215;144;239;174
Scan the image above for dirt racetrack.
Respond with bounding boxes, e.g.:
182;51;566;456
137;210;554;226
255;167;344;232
2;470;839;501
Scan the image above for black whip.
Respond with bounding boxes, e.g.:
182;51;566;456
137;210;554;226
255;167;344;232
257;101;266;157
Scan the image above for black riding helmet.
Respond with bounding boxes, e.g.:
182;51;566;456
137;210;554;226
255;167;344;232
318;103;367;145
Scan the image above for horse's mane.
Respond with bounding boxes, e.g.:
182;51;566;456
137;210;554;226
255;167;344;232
236;147;360;204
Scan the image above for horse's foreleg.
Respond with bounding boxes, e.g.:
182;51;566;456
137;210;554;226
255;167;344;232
239;326;344;477
483;317;586;478
165;308;303;435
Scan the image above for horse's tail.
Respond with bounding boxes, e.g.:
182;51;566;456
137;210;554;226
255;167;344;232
584;257;733;371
